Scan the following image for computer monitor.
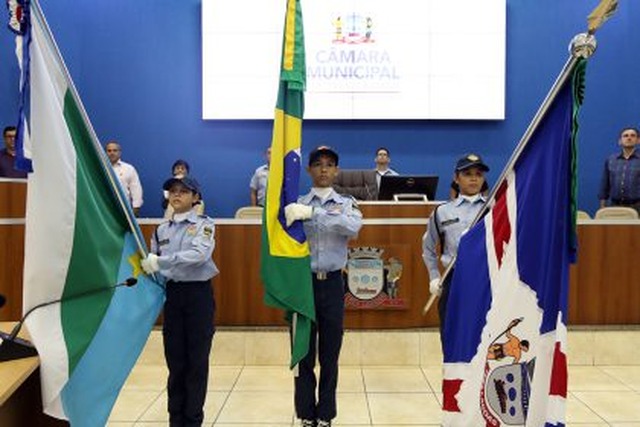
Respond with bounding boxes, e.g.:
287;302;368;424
378;175;439;201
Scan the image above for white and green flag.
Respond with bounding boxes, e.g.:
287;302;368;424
15;2;165;425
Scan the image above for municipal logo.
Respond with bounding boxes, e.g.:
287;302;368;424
345;247;406;309
332;13;375;44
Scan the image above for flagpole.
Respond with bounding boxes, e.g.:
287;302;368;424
30;0;149;258
423;0;617;316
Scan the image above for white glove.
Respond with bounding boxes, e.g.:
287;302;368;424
429;278;442;296
284;203;313;227
141;253;160;274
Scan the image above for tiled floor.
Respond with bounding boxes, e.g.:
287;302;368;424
107;329;640;426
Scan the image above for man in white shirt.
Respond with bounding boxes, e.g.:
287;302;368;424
250;147;271;206
374;147;398;189
105;140;144;215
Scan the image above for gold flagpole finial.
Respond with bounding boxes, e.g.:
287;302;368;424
587;0;618;34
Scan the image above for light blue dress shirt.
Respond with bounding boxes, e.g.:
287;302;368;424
422;195;486;280
151;210;219;282
250;164;269;206
299;189;363;273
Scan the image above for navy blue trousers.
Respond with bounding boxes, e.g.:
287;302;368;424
294;272;345;421
163;280;215;427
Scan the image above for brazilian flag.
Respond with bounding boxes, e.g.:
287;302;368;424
260;0;314;369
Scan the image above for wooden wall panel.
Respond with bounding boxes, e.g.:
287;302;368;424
359;201;436;218
211;225;285;326
568;225;640;324
0;225;25;321
344;224;435;328
2;182;640;326
0;180;27;218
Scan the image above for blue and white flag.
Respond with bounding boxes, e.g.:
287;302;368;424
441;61;585;427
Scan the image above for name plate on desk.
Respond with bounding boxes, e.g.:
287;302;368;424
345;246;407;310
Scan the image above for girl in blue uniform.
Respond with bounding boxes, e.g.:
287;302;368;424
142;176;217;427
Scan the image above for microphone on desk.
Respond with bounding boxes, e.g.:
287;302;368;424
0;278;138;362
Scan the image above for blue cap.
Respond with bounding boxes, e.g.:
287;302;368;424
455;153;489;172
163;176;201;194
308;145;339;166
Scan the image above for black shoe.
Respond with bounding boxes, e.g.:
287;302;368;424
317;419;331;427
301;419;316;427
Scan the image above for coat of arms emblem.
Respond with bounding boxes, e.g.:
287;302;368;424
345;247;405;309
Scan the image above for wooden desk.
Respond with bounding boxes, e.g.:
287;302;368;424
0;323;38;406
143;217;640;327
359;200;438;218
191;202;439;328
0;323;68;426
2;181;639;326
170;219;438;328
